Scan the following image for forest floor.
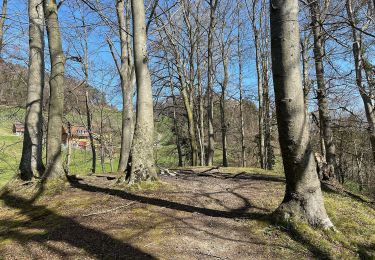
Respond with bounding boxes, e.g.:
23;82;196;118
0;167;374;260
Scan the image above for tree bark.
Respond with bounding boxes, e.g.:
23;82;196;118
197;43;205;166
44;0;65;179
220;46;228;167
19;0;45;180
0;0;7;56
270;0;333;228
116;0;135;173
81;20;96;175
85;91;96;174
250;0;265;169
301;34;311;110
206;0;219;166
237;5;246;167
308;0;336;180
128;0;157;183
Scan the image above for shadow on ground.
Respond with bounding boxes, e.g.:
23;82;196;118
0;191;155;259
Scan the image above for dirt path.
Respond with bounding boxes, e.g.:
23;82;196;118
0;170;318;259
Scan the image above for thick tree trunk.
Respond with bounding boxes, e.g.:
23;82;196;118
206;0;219;166
270;0;333;228
116;0;135;173
346;0;375;162
19;0;45;180
44;0;66;179
128;0;157;183
308;0;336;180
0;0;7;56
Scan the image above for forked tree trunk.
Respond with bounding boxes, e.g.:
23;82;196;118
250;0;266;169
0;0;7;56
19;0;45;180
270;0;333;228
308;0;336;180
44;0;65;179
116;0;135;173
128;0;157;183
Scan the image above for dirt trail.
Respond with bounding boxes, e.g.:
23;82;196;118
0;170;317;259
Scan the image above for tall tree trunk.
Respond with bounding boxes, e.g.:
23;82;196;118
128;0;157;183
206;0;219;166
0;0;7;56
346;0;375;162
82;22;96;175
182;3;198;166
220;49;228;167
197;44;205;166
19;0;45;180
116;0;135;173
262;52;273;169
171;86;183;167
308;0;336;180
270;0;333;228
251;1;265;169
44;0;66;179
237;5;246;167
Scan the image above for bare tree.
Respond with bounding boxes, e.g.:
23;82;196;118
307;0;337;180
114;0;135;173
346;0;375;162
128;0;157;183
19;0;45;180
44;0;66;178
206;0;219;166
270;0;333;227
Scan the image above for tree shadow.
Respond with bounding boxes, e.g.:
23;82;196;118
0;191;156;259
68;176;337;259
67;176;267;220
321;181;375;209
178;171;286;183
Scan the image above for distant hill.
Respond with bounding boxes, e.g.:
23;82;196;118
0;59;114;113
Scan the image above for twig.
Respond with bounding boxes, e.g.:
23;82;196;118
82;202;136;217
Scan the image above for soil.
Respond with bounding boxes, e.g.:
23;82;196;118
0;169;318;259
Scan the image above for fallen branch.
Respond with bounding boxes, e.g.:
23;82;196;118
82;202;136;217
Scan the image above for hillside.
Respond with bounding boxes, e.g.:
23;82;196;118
0;60;112;112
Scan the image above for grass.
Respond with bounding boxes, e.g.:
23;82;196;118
0;105;121;188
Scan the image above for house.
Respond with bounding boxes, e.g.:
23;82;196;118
62;124;92;150
12;122;25;135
